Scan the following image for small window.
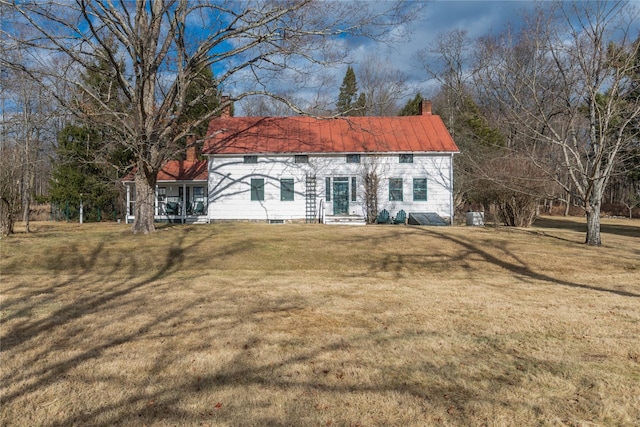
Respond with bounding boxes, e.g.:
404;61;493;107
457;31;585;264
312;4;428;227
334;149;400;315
251;178;264;201
280;178;294;201
389;178;403;201
399;154;413;163
346;154;361;163
244;155;258;164
295;155;308;163
157;187;166;201
413;178;427;201
326;177;331;201
351;177;357;201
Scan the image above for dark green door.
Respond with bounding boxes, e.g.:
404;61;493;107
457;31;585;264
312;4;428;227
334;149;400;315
333;179;349;215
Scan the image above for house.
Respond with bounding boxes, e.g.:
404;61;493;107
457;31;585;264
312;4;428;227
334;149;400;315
123;144;209;224
202;100;459;224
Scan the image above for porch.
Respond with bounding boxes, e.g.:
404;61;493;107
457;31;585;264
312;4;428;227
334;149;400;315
124;182;209;224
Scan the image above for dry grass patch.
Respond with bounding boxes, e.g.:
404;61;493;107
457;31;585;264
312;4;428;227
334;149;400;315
1;217;639;426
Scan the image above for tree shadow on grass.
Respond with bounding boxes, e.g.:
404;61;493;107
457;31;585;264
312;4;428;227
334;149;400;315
408;227;639;298
37;318;605;427
0;228;255;412
533;217;640;239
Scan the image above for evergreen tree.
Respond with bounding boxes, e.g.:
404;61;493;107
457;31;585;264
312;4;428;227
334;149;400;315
337;66;359;116
179;66;220;141
398;93;423;116
49;41;130;220
354;92;367;116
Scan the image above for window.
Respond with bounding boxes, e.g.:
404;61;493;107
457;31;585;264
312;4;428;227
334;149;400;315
193;186;205;201
295;155;308;163
157;186;166;214
389;178;403;201
280;178;294;201
351;177;357;201
346;154;361;163
326;177;331;201
244;155;258;164
399;154;413;163
251;178;264;201
413;178;427;201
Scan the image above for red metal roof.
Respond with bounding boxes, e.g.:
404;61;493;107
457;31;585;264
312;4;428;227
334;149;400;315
122;159;207;182
203;114;459;155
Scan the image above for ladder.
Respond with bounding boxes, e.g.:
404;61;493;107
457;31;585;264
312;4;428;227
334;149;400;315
305;175;317;223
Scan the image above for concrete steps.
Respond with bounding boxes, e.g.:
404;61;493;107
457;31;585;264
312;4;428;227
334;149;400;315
323;215;367;226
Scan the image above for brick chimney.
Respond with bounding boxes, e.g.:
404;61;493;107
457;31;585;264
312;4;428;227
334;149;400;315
220;95;232;118
419;99;432;116
186;134;198;161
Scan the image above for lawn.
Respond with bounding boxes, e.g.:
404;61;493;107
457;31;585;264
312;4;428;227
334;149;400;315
1;217;639;426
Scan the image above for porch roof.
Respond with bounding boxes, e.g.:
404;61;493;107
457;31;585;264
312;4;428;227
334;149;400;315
122;159;207;183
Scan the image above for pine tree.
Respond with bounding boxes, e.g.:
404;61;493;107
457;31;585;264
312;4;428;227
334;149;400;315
179;66;220;139
337;66;358;115
398;93;423;116
354;92;367;116
49;41;130;220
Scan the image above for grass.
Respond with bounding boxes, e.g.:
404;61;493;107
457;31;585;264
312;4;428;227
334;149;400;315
1;217;639;427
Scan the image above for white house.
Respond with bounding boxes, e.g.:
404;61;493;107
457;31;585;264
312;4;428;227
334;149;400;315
202;100;459;224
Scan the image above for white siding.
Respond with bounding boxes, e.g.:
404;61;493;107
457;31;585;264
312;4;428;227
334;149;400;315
207;153;454;221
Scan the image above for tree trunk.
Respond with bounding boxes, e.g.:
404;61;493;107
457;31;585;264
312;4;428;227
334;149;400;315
0;198;15;237
585;207;601;246
131;169;156;234
584;181;604;246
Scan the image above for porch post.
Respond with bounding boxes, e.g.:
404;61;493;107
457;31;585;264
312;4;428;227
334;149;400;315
126;184;131;220
155;184;158;216
182;183;186;224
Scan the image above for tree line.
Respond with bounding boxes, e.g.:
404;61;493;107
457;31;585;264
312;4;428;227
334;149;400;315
1;0;637;246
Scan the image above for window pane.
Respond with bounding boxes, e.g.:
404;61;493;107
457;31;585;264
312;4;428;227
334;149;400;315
389;178;403;201
251;178;264;201
295;155;308;163
399;154;413;163
244;155;258;164
346;154;360;163
413;178;427;201
281;178;294;201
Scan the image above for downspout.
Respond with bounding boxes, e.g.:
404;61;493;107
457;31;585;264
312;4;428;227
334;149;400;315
449;152;455;225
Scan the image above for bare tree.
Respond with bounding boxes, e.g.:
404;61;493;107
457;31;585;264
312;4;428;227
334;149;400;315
415;29;473;132
473;1;640;245
357;53;407;116
0;48;58;234
2;0;420;234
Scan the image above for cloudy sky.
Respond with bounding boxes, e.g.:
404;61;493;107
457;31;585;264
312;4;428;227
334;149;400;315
233;1;542;114
348;0;538;94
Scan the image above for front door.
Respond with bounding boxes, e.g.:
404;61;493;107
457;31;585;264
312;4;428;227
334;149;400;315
333;179;349;215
